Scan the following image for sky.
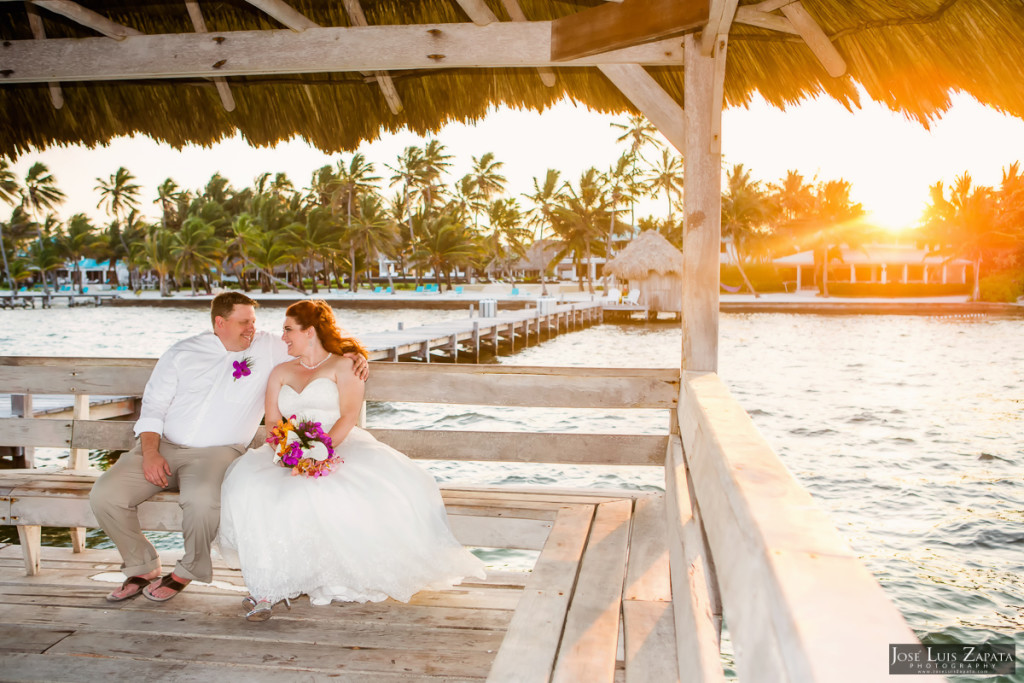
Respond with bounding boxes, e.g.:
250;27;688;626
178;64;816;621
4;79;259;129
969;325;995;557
7;88;1024;234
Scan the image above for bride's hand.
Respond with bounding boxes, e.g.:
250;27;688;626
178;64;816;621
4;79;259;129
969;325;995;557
345;352;369;381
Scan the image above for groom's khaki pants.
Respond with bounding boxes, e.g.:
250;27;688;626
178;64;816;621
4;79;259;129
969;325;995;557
89;439;244;583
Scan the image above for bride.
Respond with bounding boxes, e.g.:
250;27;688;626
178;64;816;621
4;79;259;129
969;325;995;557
217;299;485;621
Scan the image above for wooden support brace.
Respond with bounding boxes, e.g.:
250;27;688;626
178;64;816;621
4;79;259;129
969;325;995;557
32;0;142;39
700;0;738;56
25;3;62;109
733;5;797;33
341;0;404;114
18;525;41;575
421;340;431;363
449;333;459;362
186;1;236;112
472;321;480;361
244;0;317;30
500;0;556;87
781;1;846;77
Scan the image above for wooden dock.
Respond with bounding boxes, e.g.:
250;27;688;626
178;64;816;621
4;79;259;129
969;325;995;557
0;486;669;682
1;292;120;309
361;300;602;362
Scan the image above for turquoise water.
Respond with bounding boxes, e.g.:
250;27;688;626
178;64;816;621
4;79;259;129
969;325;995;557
2;305;1021;680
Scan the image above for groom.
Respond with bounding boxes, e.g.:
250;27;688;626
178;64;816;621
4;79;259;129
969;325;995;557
90;292;368;602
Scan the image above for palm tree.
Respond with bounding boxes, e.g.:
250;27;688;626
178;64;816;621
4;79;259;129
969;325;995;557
721;164;770;297
523;169;564;295
136;227;176;296
154;178;188;232
171;216;221;295
410;210;480;291
56;214;97;292
95;167;141;223
0;159;22;292
344;193;399;292
601;153;639;289
550;168;611;294
811;179;866;297
417;139;453;213
25;235;63;293
644;149;685;238
330;153;381;250
467;152;507;226
483;197;528;281
611;114;660;226
921;172;1009;301
20;162;66;221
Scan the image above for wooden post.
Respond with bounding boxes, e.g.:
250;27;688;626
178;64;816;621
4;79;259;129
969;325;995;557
11;394;34;467
449;333;459;362
681;34;721;372
473;321;480;361
69;394;89;552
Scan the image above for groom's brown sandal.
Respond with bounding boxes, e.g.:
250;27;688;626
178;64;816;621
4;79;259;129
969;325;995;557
105;575;151;602
143;573;190;602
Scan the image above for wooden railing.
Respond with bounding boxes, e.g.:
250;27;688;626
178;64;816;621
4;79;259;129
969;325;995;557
0;356;922;681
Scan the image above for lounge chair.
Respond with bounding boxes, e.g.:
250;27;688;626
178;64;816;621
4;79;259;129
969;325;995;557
624;290;641;305
510;287;520;296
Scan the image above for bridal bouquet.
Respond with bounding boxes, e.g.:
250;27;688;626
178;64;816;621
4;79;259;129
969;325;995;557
266;415;341;478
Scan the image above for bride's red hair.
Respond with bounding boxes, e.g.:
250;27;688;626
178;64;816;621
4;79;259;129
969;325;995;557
286;300;368;359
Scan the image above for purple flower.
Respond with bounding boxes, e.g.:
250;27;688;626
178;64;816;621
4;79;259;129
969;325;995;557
232;357;253;381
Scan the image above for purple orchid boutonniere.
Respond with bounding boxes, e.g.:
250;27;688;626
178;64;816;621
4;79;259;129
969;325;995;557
232;356;253;381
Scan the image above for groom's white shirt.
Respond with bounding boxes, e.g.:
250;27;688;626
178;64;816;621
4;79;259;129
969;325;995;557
134;330;291;448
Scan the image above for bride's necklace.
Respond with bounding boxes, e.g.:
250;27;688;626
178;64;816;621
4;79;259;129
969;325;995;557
299;352;332;370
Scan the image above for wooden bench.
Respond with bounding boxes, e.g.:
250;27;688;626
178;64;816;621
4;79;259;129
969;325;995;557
1;356;923;681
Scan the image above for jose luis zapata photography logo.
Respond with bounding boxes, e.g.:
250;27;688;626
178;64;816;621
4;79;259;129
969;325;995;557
889;642;1016;675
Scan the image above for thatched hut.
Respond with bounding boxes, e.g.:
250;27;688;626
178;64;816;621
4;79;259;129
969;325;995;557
606;230;684;313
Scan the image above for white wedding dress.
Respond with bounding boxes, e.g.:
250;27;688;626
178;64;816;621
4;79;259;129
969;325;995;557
217;377;485;604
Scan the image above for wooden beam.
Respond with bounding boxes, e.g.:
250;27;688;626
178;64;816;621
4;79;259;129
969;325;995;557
680;35;720;372
598;64;685;154
550;0;709;62
699;0;737;56
340;0;402;115
185;1;235;112
733;6;797;34
781;1;846;77
751;0;797;12
243;0;317;31
710;35;727;154
454;0;495;25
24;2;62;109
31;0;142;39
0;23;684;84
500;0;556;87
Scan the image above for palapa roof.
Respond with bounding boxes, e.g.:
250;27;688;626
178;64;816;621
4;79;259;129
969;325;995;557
511;239;561;272
605;230;683;279
2;1;1023;157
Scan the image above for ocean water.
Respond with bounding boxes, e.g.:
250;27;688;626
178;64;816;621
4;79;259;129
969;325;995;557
2;304;1021;679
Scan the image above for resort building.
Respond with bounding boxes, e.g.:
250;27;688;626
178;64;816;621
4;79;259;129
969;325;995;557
773;244;974;291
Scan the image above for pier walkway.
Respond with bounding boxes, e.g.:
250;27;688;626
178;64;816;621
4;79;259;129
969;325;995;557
361;300;602;362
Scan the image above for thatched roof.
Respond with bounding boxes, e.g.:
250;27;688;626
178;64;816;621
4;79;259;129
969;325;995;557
2;1;1023;156
605;230;683;279
511;239;560;272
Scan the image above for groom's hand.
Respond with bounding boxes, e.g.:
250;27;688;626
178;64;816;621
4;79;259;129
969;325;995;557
142;451;172;488
346;352;369;381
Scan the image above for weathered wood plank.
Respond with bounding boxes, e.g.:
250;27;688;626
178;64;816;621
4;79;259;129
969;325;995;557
550;0;709;61
486;504;595;682
0;418;72;448
48;628;496;677
0;653;483;682
664;434;726;682
622;600;679;683
1;358;680;408
623;493;671;602
552;499;633;683
0;623;73;654
0;23;685;84
449;514;552;550
681;371;919;681
0;603;504;652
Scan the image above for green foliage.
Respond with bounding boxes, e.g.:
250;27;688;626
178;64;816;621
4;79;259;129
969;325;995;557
720;264;787;292
978;268;1024;302
825;282;972;297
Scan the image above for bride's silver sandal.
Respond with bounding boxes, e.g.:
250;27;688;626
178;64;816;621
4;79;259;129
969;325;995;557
244;596;290;622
